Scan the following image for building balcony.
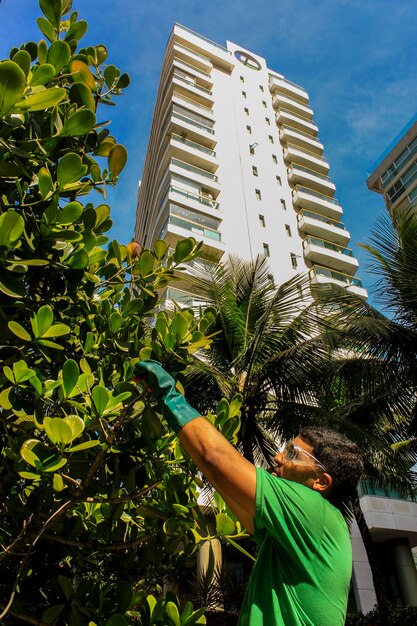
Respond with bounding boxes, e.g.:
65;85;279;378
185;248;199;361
293;186;343;219
168;185;220;214
303;236;359;274
283;145;329;175
309;265;367;298
273;93;313;120
268;73;309;105
169;158;220;195
288;164;336;196
276;108;318;136
170;132;218;171
297;209;350;246
172;41;213;73
359;488;417;543
173;56;212;84
173;93;214;121
158;212;225;260
171;110;216;145
173;72;214;107
279;125;324;155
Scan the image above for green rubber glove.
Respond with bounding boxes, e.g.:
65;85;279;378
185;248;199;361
133;360;200;434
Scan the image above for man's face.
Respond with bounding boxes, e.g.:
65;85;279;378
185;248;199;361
271;435;324;488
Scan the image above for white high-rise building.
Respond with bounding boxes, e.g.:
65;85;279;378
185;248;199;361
135;24;367;301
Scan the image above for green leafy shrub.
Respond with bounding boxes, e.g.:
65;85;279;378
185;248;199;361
0;2;244;624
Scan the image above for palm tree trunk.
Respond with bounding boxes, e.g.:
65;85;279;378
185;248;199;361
352;497;393;626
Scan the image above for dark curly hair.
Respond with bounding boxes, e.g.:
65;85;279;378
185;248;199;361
299;427;364;510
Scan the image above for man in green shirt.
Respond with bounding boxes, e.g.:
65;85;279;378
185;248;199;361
134;361;364;626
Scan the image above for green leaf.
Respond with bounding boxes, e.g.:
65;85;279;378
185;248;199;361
30;63;56;87
215;513;235;536
0;161;24;177
42;323;71;338
104;64;117;88
92;385;109;415
38;166;53;197
12;50;31;77
0;210;25;246
37;338;65;350
65;20;88;42
62;359;79;397
116;73;130;89
140;250;154;277
39;0;62;29
64;414;84;441
108;144;127;177
19;471;41;480
0;388;12;410
122;298;143;317
60;108;96;137
166;602;181;626
0;61;26;117
69;248;89;269
69;60;95;89
69;81;95;111
154;239;167;260
56;201;84;224
53;473;66;491
36;305;54;337
14;87;66;112
229;394;243;418
44;417;73;445
0;272;25;298
57;153;88;187
171;312;189;341
42;604;65;624
174;238;195;263
139;347;152;361
58;575;73;599
183;607;206;625
67;439;100;452
37;19;56;43
47;40;71;72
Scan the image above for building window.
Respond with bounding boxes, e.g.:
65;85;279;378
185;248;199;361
272;154;277;164
259;85;264;92
242;91;247;98
255;189;262;200
263;243;270;257
280;199;287;210
276;175;282;185
240;76;245;83
244;107;249;115
265;117;270;125
249;144;255;155
285;224;292;237
246;125;252;134
290;253;298;269
262;100;267;108
268;135;274;144
259;214;265;227
252;165;258;176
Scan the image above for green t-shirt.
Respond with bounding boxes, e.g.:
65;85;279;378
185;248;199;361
238;468;352;626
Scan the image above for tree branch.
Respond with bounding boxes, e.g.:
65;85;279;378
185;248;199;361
41;531;156;552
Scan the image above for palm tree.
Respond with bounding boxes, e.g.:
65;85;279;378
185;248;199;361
180;253;334;465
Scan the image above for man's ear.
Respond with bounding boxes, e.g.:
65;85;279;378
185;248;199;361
312;472;333;496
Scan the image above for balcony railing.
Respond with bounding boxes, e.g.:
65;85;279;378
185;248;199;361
278;106;314;123
310;265;363;287
304;236;353;256
172;111;215;134
173;71;212;94
294;186;340;205
286;144;327;162
298;209;346;230
171;132;216;157
169;215;221;241
173;93;214;114
280;124;322;142
289;164;332;182
175;24;232;55
269;73;308;94
170;185;219;209
173;56;212;78
173;41;212;63
170;158;218;182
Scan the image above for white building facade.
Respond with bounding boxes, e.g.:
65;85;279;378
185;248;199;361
135;24;367;300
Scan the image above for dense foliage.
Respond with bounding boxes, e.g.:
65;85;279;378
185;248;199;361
0;2;246;624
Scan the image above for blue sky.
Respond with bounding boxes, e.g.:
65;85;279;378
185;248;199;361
2;0;417;301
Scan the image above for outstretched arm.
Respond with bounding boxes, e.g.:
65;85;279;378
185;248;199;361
134;361;256;533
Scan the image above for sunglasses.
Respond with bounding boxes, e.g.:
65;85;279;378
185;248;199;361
281;441;327;473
